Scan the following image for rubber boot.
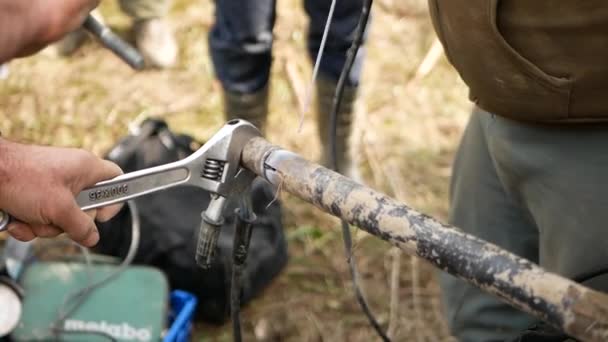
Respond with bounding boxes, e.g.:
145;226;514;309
223;85;269;134
316;75;360;180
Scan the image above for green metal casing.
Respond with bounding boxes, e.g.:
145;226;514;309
11;262;168;342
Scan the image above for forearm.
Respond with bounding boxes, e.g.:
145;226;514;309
0;138;38;214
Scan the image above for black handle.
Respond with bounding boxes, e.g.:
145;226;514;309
195;213;223;269
83;15;145;70
230;205;256;342
232;208;256;266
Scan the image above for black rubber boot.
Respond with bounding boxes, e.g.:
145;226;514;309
316;75;360;180
223;85;269;133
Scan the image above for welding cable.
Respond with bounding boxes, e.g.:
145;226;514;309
230;193;256;342
328;0;390;341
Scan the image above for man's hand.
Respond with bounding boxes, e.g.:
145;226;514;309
0;139;122;247
0;0;100;63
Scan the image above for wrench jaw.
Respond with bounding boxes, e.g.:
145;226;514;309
194;119;261;196
194;119;262;268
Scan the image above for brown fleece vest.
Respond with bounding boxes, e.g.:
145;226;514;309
429;0;608;122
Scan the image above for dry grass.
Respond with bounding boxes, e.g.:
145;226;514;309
0;0;472;340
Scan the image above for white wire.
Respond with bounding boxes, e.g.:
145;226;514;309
51;201;141;340
298;0;338;132
20;201;141;341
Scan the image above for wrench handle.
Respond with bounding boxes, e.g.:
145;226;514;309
76;167;190;210
0;164;192;232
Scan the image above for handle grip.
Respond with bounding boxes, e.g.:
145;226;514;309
195;213;223;269
0;163;192;232
195;195;227;269
83;15;145;70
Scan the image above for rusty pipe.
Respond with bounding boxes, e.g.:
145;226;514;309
241;136;608;342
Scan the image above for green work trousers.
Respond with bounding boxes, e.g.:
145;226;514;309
119;0;170;20
439;107;608;342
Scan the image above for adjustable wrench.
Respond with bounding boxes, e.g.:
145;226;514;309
0;120;261;268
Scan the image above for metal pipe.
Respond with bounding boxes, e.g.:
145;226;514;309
241;136;608;342
83;15;145;70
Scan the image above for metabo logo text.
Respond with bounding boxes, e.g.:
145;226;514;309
64;320;152;341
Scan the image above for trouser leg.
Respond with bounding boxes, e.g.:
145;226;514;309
304;0;366;85
209;0;275;94
209;0;275;132
485;111;608;291
442;107;608;341
439;108;538;342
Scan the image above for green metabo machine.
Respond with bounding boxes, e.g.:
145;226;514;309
0;239;170;342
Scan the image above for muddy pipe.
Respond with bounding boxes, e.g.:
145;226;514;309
241;136;608;342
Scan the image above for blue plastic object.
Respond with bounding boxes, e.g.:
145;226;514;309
164;290;198;342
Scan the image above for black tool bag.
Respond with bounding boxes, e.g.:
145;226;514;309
94;119;288;324
512;323;576;342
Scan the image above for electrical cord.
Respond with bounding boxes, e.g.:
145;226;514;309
340;220;389;341
230;266;244;342
51;200;140;341
230;193;256;342
574;267;608;284
328;1;391;341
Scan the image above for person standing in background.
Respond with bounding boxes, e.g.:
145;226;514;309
430;2;608;341
209;0;367;179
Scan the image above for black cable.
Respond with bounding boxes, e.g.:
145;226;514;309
574;267;608;284
230;273;243;342
341;219;389;341
230;194;256;342
329;0;373;164
329;1;390;341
